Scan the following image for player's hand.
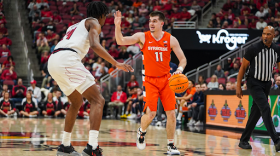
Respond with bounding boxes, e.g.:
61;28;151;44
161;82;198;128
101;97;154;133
172;69;182;75
116;62;134;72
236;87;243;99
114;10;122;26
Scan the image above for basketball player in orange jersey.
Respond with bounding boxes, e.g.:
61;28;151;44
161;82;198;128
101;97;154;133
114;10;187;154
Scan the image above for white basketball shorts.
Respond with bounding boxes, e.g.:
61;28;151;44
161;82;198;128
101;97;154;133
48;50;95;96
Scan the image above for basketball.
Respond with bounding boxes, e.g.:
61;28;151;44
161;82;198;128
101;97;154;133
169;74;189;93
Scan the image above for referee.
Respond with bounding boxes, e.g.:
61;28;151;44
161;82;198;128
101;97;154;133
236;26;280;151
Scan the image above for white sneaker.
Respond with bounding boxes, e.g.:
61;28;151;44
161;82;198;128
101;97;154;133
29;115;37;118
155;121;162;127
194;121;202;126
187;119;195;126
127;113;136;119
167;143;180;155
136;127;146;150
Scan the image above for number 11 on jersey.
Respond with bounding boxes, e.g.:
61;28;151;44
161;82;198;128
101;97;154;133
155;52;163;62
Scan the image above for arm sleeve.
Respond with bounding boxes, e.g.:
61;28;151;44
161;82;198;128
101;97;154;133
243;45;254;62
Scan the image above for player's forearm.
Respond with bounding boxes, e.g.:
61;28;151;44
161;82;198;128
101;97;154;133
237;65;246;88
115;25;125;45
178;57;187;71
91;44;117;66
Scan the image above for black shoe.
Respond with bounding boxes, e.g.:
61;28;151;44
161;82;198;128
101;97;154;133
82;144;103;156
275;140;280;152
238;141;252;149
56;144;80;156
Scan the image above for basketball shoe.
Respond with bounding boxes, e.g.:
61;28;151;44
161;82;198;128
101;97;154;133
82;144;103;156
167;143;180;155
136;127;146;150
56;144;80;156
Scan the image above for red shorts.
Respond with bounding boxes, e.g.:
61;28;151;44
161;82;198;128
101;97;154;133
143;73;176;112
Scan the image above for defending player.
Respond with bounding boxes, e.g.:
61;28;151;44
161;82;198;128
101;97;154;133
48;2;133;156
114;10;187;154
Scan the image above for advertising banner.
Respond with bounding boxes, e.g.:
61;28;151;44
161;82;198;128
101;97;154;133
172;29;262;51
206;95;249;128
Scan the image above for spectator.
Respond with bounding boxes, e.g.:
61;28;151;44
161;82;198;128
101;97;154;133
229;63;240;76
170;61;178;74
272;76;280;90
45;30;58;45
226;82;232;90
108;44;119;58
50;40;58;53
61;98;71;116
32;11;41;24
53;90;64;117
29;5;41;22
256;17;267;30
40;51;50;69
2;56;15;69
221;21;229;29
37;40;50;55
108;65;116;74
146;0;154;12
0;44;10;57
28;0;39;10
185;84;205;126
1;66;17;83
191;1;201;13
121;86;138;118
131;16;143;29
104;13;114;25
12;78;26;103
41;6;52;17
214;65;224;78
198;75;206;84
240;4;251;15
127;75;139;90
95;62;108;77
42;92;56;117
0;84;11;98
36;33;48;47
118;46;130;60
68;17;77;27
0;33;12;47
250;4;258;15
0;23;7;36
207;75;219;90
108;85;127;118
70;2;80;16
20;92;38;118
120;17;131;30
275;12;280;23
219;83;225;90
231;82;236;90
242;83;247;90
92;57;103;71
273;30;280;44
224;58;233;72
139;4;148;15
268;17;276;27
263;4;270;14
215;17;222;28
180;7;191;20
163;0;173;11
37;0;49;9
222;0;233;11
170;8;181;20
44;20;56;32
0;92;15;117
201;83;208;91
139;14;147;25
255;7;266;18
95;67;107;79
27;80;41;102
207;21;214;28
101;40;109;50
21;89;38;108
126;13;134;23
58;25;67;39
222;14;232;25
227;9;235;21
127;43;140;54
176;80;196;121
52;12;62;23
248;18;257;29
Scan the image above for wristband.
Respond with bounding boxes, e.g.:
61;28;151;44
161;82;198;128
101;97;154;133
177;66;183;72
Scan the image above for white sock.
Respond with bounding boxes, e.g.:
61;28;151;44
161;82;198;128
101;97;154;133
168;139;174;145
177;113;182;120
140;127;146;132
89;130;99;150
62;131;71;146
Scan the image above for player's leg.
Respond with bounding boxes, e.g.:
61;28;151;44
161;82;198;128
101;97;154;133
177;99;186;121
160;78;180;155
140;106;157;130
57;90;83;156
81;84;105;156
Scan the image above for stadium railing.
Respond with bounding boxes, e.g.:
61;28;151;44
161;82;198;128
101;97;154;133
185;37;260;82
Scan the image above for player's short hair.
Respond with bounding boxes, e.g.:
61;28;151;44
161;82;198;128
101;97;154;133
189;80;195;86
149;11;165;21
87;1;109;19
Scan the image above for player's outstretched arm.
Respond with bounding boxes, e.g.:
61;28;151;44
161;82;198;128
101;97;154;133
171;36;187;75
114;10;142;45
86;19;133;72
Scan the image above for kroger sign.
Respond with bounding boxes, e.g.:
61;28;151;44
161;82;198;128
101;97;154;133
196;29;249;50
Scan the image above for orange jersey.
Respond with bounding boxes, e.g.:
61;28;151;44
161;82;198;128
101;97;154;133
142;31;171;77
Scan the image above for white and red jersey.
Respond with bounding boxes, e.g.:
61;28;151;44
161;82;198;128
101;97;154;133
54;18;98;60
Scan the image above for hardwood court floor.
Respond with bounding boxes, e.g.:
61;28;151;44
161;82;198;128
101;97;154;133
0;118;279;156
